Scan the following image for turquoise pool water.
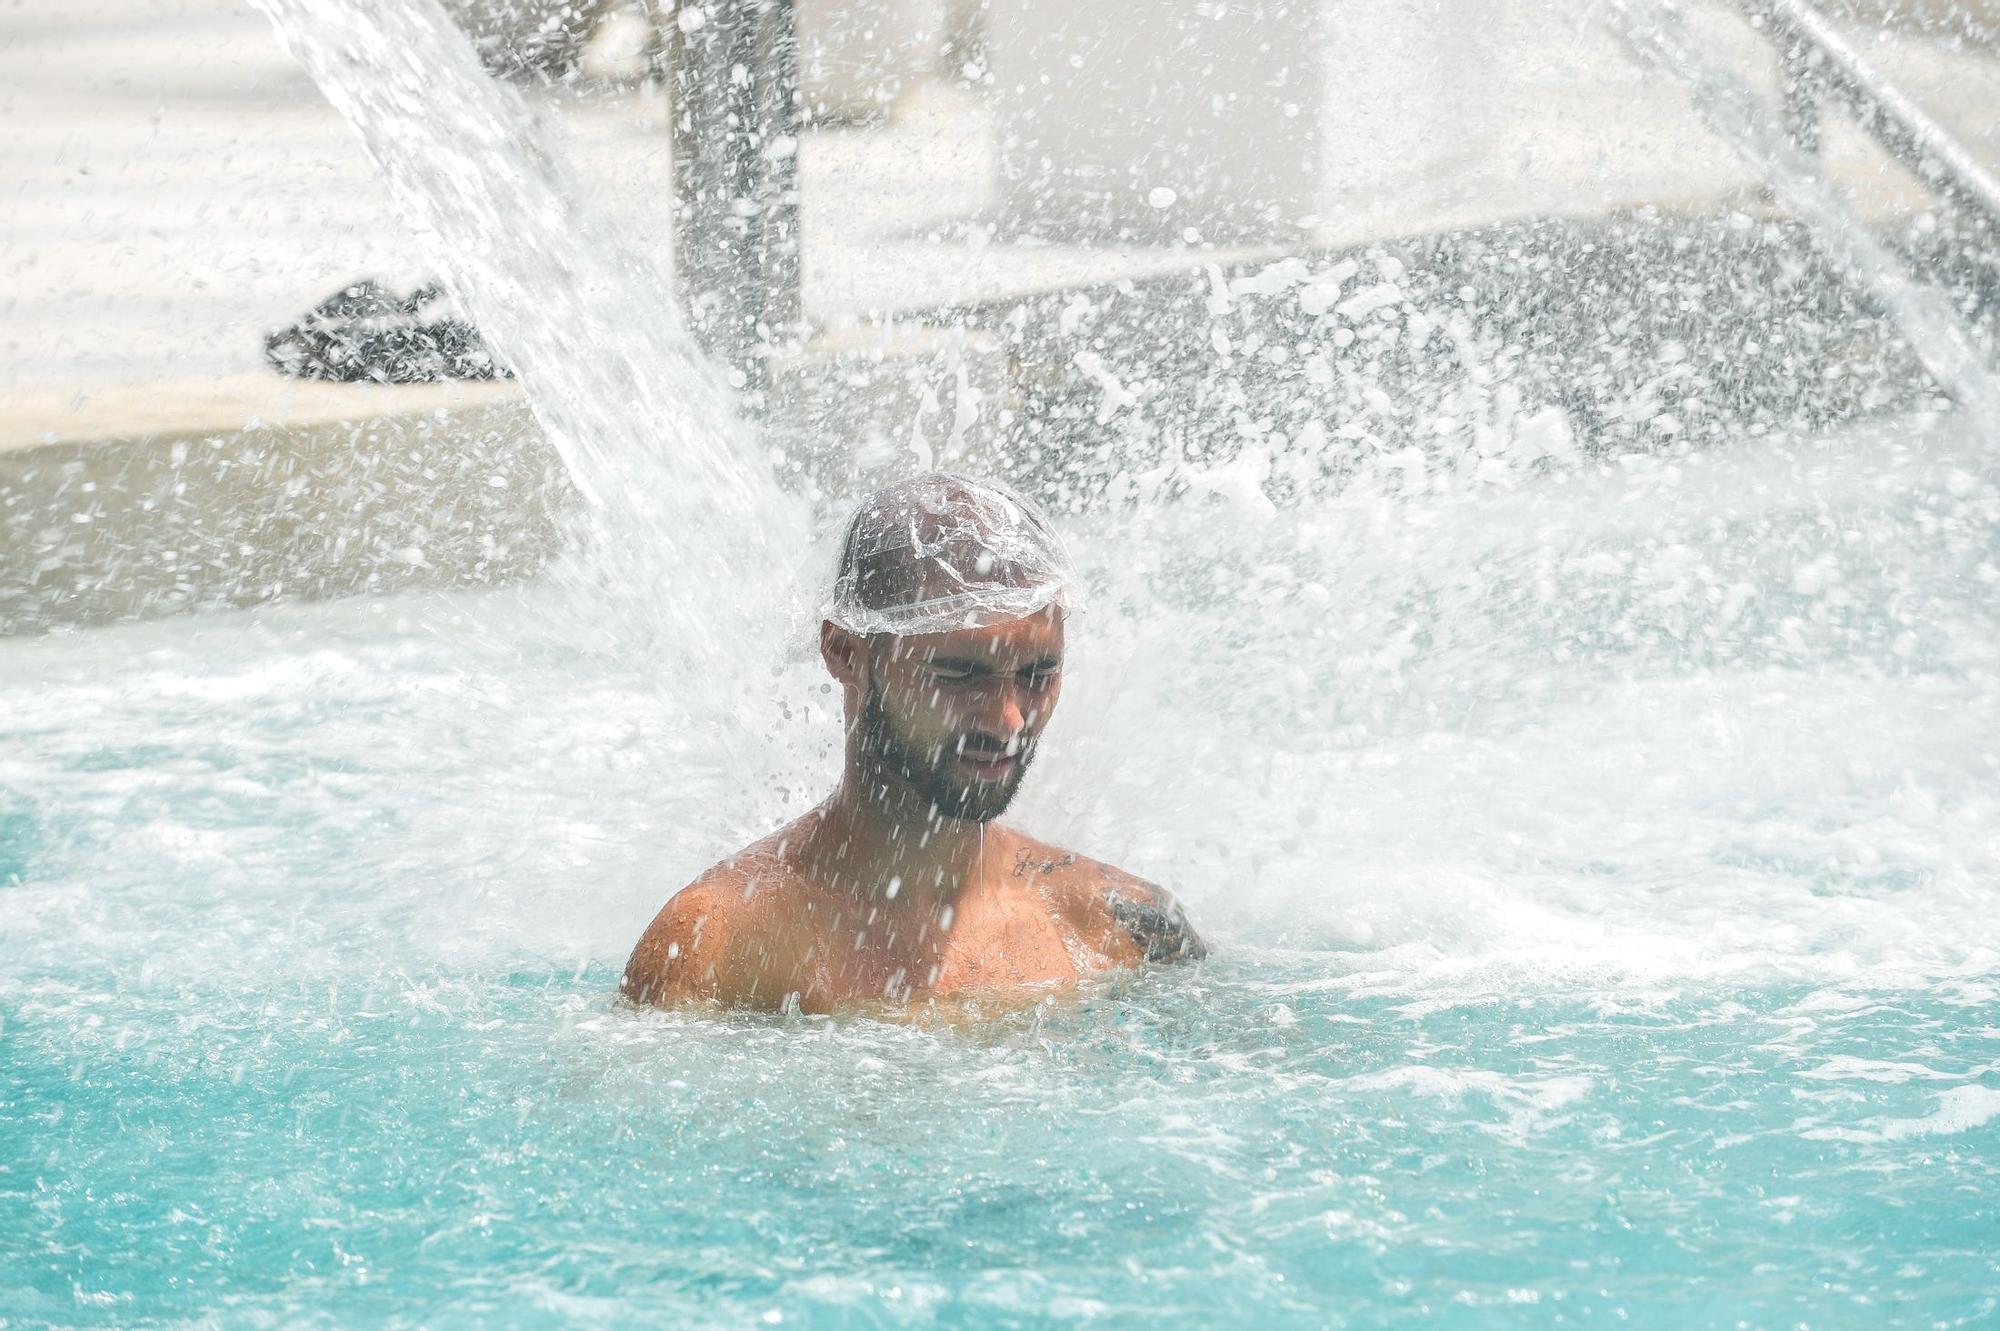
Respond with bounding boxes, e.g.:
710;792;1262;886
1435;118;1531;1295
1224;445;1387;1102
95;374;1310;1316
3;419;1998;1327
8;959;1998;1328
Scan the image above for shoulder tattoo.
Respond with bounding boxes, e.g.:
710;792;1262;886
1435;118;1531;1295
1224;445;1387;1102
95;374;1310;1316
1014;848;1076;876
1111;884;1208;964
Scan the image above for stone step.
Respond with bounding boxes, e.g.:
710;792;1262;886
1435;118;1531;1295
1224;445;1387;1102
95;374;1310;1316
0;329;1008;636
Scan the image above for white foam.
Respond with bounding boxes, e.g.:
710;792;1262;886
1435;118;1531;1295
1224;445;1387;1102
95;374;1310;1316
1808;1085;2000;1143
1875;1086;2000;1140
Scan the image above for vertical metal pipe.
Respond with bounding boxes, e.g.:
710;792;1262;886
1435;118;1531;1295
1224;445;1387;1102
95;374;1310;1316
1779;38;1821;156
666;0;802;405
755;0;802;345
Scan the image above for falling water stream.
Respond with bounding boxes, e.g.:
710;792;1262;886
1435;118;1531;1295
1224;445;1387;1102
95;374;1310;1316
2;0;1997;1325
248;0;800;663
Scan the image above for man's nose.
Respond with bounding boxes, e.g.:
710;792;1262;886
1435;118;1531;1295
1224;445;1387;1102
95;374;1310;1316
971;681;1028;742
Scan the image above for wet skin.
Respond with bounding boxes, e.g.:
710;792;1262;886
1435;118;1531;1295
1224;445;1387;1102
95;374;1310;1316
624;608;1204;1014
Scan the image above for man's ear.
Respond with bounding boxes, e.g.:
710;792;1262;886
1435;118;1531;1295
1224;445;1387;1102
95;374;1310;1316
820;621;865;687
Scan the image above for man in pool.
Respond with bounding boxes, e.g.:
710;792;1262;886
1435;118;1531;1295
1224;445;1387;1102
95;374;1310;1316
624;473;1205;1013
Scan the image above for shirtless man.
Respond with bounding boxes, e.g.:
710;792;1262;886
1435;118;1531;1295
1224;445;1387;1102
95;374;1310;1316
623;472;1204;1013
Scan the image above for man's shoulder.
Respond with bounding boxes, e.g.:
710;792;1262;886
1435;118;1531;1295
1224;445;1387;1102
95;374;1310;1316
661;844;786;925
656;861;751;930
1002;830;1208;964
621;841;803;1005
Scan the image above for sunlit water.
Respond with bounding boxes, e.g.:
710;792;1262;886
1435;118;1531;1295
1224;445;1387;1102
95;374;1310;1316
5;410;1997;1327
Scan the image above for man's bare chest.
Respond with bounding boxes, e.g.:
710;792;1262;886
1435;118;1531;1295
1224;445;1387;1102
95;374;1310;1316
793;884;1105;1005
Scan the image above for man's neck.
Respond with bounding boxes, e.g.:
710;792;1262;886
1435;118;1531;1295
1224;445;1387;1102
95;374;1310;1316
801;773;991;913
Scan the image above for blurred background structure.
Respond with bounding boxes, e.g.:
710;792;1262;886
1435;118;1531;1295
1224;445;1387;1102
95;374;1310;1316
4;0;2000;626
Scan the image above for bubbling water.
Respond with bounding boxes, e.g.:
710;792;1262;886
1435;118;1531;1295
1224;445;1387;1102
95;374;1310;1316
1;411;1991;1003
1030;414;2000;989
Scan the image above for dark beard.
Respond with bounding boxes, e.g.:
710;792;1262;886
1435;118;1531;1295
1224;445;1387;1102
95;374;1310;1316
858;678;1032;824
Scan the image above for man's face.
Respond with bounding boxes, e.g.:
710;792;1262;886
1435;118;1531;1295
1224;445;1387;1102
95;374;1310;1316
855;608;1065;824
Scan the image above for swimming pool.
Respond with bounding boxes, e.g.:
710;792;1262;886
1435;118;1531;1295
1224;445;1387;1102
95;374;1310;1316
4;413;1995;1327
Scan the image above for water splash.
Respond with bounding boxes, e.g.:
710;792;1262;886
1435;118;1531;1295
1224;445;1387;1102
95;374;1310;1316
1603;0;2000;441
231;0;2000;981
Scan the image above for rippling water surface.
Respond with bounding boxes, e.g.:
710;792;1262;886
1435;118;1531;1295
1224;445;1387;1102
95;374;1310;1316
4;413;1996;1327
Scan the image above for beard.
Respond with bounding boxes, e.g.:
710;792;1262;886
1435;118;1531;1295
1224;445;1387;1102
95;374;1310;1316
858;678;1034;824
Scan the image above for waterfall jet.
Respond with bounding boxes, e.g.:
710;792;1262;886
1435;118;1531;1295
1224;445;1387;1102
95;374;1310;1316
624;473;1204;1013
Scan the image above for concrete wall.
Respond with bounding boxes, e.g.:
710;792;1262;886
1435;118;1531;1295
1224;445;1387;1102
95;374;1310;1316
1;387;571;634
1319;0;1482;199
986;0;1324;242
797;0;951;121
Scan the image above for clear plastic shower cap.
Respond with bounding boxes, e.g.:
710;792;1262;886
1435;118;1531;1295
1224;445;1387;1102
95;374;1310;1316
825;472;1083;636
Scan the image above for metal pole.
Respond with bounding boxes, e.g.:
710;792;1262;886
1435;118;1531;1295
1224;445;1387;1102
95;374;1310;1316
1755;0;2000;230
665;0;802;405
1779;38;1821;155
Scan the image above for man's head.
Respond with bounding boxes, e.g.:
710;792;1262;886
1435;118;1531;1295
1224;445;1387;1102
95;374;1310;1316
820;474;1079;824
